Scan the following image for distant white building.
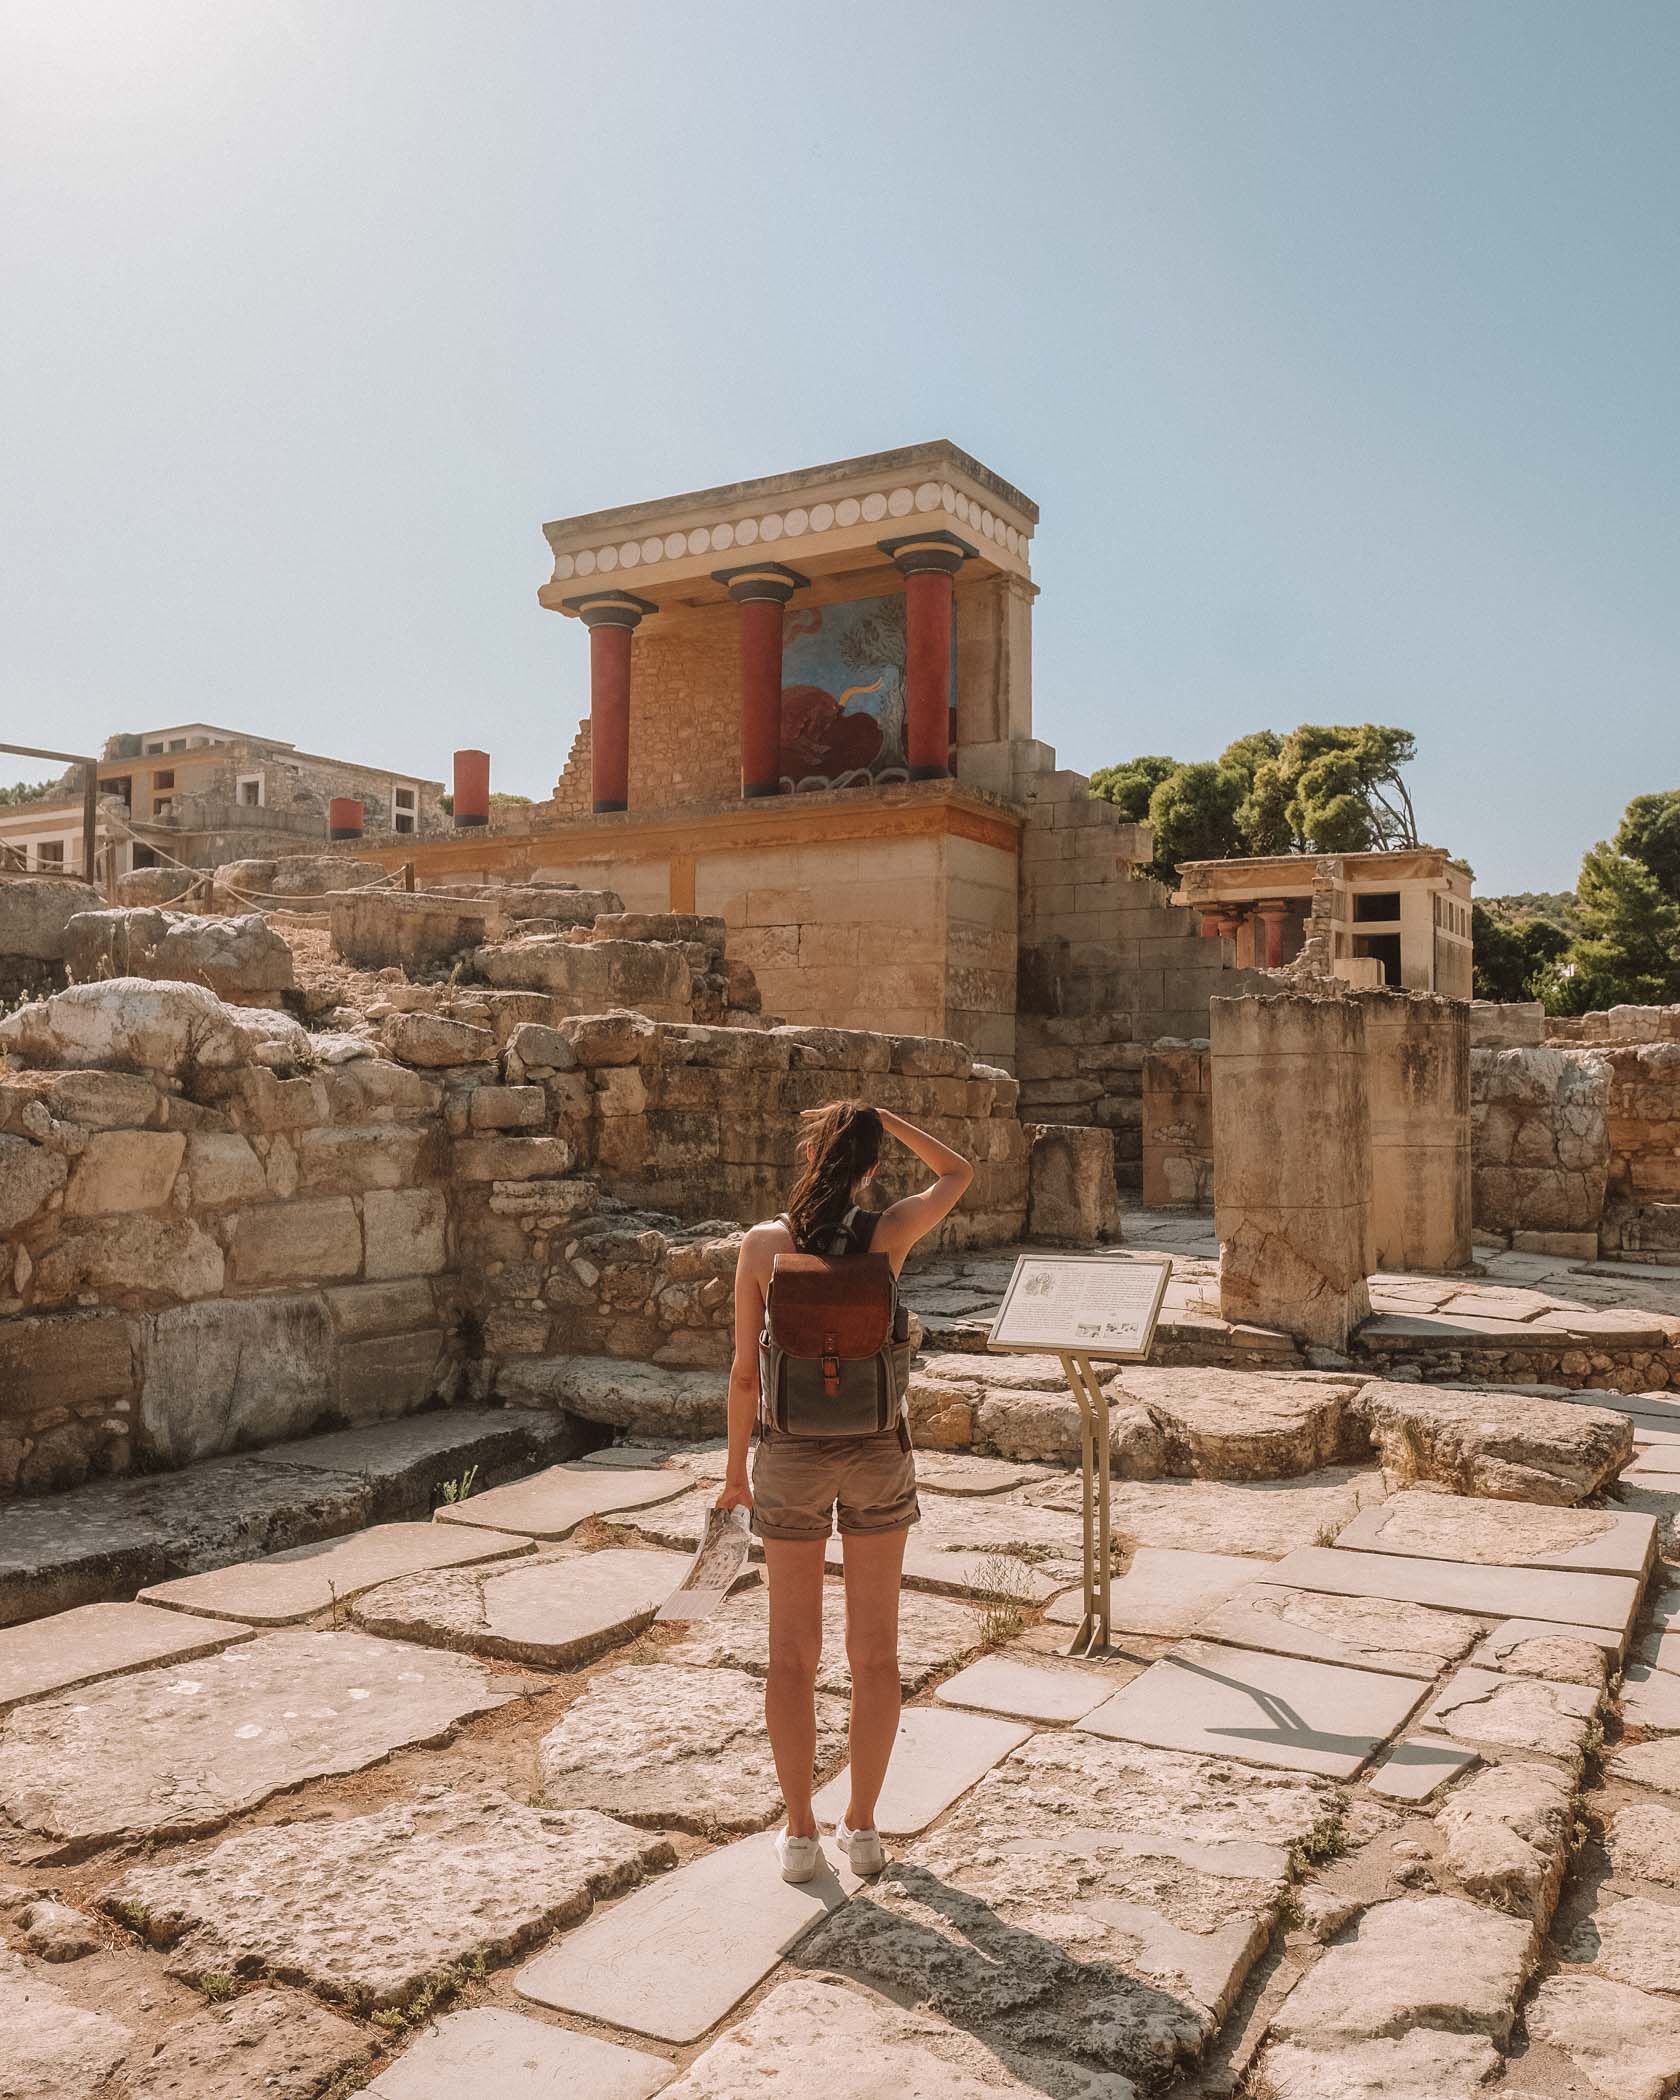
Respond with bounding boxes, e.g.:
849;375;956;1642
0;722;444;881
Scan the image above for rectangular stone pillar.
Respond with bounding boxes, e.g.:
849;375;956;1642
1361;991;1472;1273
1211;993;1373;1351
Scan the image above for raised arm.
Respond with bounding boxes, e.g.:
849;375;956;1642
870;1107;975;1269
715;1223;773;1511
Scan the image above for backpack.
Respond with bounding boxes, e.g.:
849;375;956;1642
759;1206;913;1439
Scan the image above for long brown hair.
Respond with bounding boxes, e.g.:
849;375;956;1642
785;1100;883;1250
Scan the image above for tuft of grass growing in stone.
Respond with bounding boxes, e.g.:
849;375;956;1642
436;1465;479;1506
974;1552;1037;1649
197;1972;238;2003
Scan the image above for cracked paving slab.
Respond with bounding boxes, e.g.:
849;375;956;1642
0;1628;514;1857
109;1785;673;2009
802;1728;1338;2087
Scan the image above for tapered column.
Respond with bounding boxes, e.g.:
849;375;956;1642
713;562;807;798
453;749;490;828
880;530;975;780
563;590;656;813
1256;898;1289;969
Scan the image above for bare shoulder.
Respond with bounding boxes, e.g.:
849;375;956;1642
738;1217;793;1277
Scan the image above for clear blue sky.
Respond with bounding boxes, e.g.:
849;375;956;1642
3;2;1674;892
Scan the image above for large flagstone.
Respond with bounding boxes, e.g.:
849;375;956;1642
1268;1545;1640;1635
0;1628;513;1856
1025;1470;1384;1558
1416;1665;1602;1767
0;1600;252;1713
812;1706;1031;1835
1333;1490;1655;1577
805;1728;1336;2086
1253;2031;1503;2098
434;1462;692;1539
1077;1638;1427;1779
1525;1973;1680;2100
353;1547;693;1666
1193;1582;1480;1679
139;1521;532;1626
516;1829;855;2044
365;2008;673;2100
109;1787;671;2009
0;1948;133;2097
655;1975;1139;2100
1048;1547;1267;1636
1267;1893;1532;2044
118;1987;370;2100
536;1663;848;1834
935;1654;1114;1724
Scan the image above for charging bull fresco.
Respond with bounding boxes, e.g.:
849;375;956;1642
780;594;911;790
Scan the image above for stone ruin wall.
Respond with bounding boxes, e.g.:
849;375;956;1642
1008;758;1266;1193
1144;996;1680;1267
0;872;1031;1500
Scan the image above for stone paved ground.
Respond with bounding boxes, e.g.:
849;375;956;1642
0;1348;1677;2096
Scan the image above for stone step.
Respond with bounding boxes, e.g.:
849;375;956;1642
0;1408;590;1628
1270;1544;1643;1638
811;1707;1032;1836
364;2008;672;2100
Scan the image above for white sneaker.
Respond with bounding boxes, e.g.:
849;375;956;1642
776;1828;823;1884
835;1818;885;1874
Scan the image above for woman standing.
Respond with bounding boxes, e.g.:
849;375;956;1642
715;1100;973;1882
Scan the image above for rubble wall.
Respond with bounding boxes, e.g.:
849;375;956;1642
1469;1046;1610;1245
0;978;1030;1498
1601;1041;1680;1259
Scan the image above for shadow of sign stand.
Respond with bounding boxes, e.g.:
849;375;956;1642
988;1253;1172;1657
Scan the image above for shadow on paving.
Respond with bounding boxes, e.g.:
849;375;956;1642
796;1860;1217;2093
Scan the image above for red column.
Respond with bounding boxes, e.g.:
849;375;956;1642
563;592;655;814
714;562;806;798
1257;899;1289;969
453;749;490;828
879;530;974;781
328;797;363;841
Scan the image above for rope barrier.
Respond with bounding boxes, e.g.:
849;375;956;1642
95;808;409;913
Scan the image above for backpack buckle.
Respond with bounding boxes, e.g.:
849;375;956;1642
821;1338;841;1397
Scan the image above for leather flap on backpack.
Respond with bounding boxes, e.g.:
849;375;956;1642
768;1252;894;1357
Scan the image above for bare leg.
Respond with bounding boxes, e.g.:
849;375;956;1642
840;1526;908;1830
762;1536;827;1838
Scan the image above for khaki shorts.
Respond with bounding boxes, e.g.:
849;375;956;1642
751;1425;921;1543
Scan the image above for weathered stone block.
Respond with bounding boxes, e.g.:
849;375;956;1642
1025;1122;1120;1242
181;1132;266;1207
0;875;101;961
226;1197;362;1288
31;1214;225;1307
62;909;294;1003
295;1124;427;1192
0;1133;66;1231
139;1295;336;1464
0;979;248;1080
361;1187;448;1279
382;1013;496;1068
467;1084;546;1130
452;1135;574;1182
62;1129;185;1215
0;1311;135;1412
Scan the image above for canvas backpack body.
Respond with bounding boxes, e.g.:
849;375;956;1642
759;1206;913;1438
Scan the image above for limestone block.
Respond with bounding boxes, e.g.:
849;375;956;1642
353;1546;688;1665
1564;1893;1680;1997
474;938;693;1022
0;1131;66;1230
1024;1122;1120;1242
1268;1894;1532;2045
1196;1583;1479;1678
139;1294;337;1464
63;1128;185;1214
112;1786;672;2009
62;908;294;1002
181;1131;266;1206
537;1663;849;1834
31;1212;225;1306
0;1310;135;1413
453;1135;574;1182
1255;2032;1503;2097
20;1898;101;1961
327;891;498;970
0;1948;132;2095
1607;1800;1680;1887
0;874;101;960
0;1629;512;1852
118;1988;370;2100
1212;994;1373;1352
363;2010;668;2100
1417;1665;1601;1766
296;1124;427;1191
47;1068;163;1128
1361;992;1471;1272
1437;1759;1573;1920
1525;1974;1680;2100
361;1186;448;1279
1352;1381;1633;1504
809;1727;1335;2082
496;1356;727;1438
1470;1001;1546;1050
0;978;248;1079
657;1975;1114;2100
1336;1489;1653;1574
383;1013;496;1068
504;1020;579;1070
226;1197;362;1288
467;1083;546;1130
1110;1366;1366;1480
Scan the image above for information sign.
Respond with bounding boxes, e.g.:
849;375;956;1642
990;1254;1171;1360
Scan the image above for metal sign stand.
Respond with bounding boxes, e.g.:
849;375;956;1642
987;1252;1171;1661
1058;1350;1114;1656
